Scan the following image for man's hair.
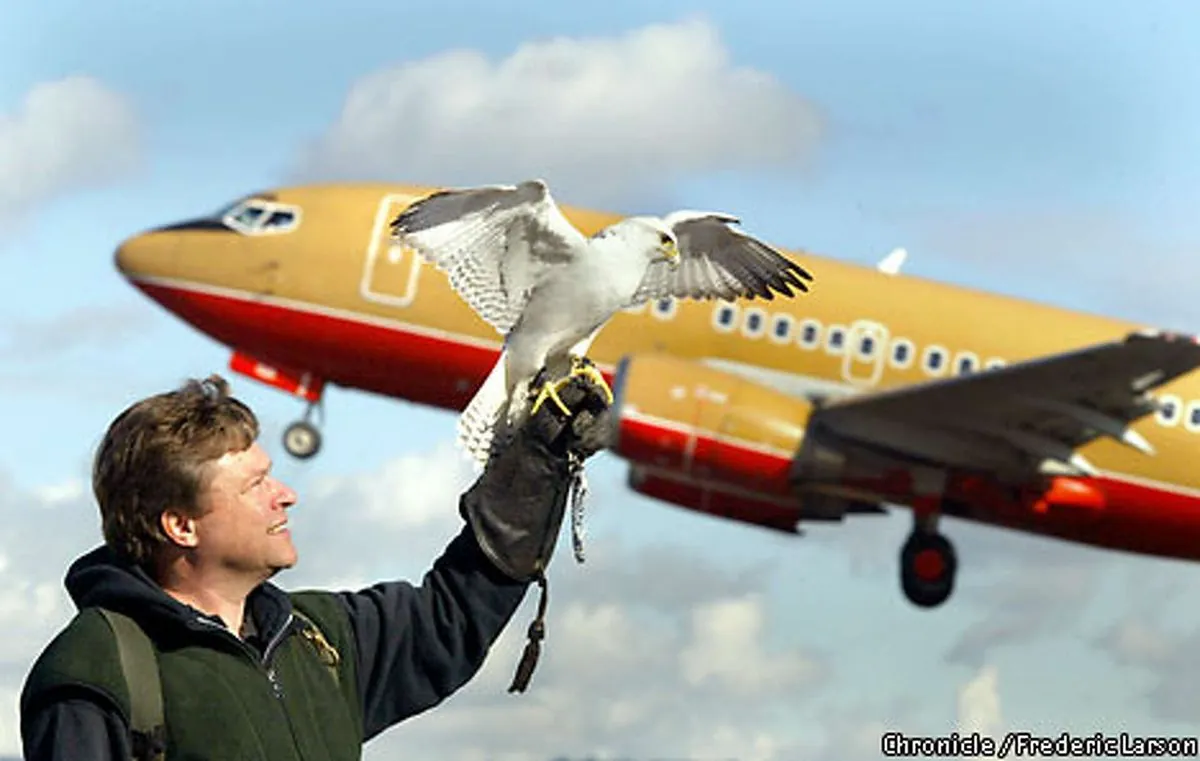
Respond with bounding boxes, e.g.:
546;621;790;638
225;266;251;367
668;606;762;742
93;374;260;567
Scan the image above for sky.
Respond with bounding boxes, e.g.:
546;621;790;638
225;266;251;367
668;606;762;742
2;0;1200;758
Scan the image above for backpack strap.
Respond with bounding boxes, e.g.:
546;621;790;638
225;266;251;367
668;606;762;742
97;608;167;761
292;608;342;689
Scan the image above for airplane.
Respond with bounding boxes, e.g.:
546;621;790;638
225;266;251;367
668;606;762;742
111;182;1200;609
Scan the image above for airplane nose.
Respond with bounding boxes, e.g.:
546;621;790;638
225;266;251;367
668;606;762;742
114;231;177;280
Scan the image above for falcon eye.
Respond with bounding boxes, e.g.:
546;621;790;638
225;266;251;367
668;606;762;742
659;233;672;245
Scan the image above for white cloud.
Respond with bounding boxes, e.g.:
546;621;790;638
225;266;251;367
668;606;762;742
0;76;141;234
956;663;1002;740
1097;618;1173;669
943;557;1103;668
30;477;86;507
0;471;104;757
305;440;474;530
294;17;822;208
679;594;819;695
362;582;828;761
803;665;1002;761
1091;603;1200;725
280;440;477;590
0;685;20;761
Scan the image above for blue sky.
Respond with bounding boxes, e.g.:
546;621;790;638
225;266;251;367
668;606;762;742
3;1;1200;758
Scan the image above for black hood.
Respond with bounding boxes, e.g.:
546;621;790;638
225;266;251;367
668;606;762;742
65;545;295;652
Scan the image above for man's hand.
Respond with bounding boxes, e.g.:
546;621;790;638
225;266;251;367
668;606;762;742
523;366;614;461
459;362;613;585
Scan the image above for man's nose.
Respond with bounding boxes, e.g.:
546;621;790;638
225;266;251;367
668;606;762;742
276;482;298;509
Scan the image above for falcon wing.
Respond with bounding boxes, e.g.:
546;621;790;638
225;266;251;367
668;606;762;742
389;179;588;334
629;211;814;305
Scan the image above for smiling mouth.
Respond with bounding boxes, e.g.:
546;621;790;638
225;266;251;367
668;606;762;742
268;522;289;535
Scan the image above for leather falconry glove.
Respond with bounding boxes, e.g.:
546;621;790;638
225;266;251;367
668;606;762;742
458;367;613;693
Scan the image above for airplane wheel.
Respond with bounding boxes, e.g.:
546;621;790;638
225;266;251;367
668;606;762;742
900;531;956;608
283;421;321;460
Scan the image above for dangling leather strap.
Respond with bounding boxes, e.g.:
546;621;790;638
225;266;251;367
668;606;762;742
507;570;549;693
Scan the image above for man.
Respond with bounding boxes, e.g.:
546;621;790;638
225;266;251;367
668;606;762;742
20;368;611;760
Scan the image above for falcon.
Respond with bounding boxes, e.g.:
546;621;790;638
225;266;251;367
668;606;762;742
389;178;814;466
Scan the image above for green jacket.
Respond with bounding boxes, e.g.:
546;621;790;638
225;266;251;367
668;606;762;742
20;524;530;760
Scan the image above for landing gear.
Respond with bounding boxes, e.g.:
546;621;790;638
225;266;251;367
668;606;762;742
899;506;957;608
283;400;323;460
283;421;321;459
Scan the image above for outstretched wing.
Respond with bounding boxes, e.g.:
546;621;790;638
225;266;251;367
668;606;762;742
389;179;588;334
629;210;814;305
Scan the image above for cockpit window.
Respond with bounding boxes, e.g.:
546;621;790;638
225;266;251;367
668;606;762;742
220;198;301;235
262;209;295;230
231;205;265;228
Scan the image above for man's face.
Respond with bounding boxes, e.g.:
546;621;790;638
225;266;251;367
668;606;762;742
189;441;299;580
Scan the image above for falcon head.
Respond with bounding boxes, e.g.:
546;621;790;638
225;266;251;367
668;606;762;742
620;217;681;268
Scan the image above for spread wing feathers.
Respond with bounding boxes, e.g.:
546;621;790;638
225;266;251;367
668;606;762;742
389;179;589;335
629;211;814;304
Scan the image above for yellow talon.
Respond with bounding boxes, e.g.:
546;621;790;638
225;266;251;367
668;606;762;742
569;358;614;404
530;377;574;416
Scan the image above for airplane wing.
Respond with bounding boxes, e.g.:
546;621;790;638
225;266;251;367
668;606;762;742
803;329;1200;480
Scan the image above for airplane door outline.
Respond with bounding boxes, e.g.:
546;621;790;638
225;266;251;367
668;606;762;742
842;319;888;386
360;194;424;308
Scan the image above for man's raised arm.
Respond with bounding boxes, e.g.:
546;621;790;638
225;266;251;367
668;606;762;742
336;374;612;739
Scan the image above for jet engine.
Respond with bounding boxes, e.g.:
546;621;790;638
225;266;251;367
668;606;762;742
605;352;882;532
608;353;810;493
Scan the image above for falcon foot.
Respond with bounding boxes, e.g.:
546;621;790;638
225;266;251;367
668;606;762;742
568;356;613;405
528;357;613;417
530;375;575;417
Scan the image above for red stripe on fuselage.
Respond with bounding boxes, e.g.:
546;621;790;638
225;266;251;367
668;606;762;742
138;279;504;411
1057;475;1200;561
137;279;1200;561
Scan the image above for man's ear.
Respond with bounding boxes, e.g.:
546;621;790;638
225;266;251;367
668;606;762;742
160;509;199;548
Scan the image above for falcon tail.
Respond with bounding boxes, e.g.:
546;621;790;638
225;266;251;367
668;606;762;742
457;350;512;467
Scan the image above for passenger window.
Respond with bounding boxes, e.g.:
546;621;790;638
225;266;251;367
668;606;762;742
652;297;677;321
1187;401;1200;432
798;319;821;349
771;314;793;343
1157;395;1181;426
955;353;978;375
827;326;846;355
923;346;947;375
891;339;913;368
713;303;737;333
743;308;766;338
858;334;875;359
